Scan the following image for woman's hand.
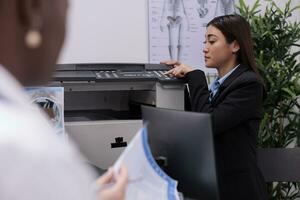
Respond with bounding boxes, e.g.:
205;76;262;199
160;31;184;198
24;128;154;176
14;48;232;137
96;166;128;200
161;60;194;78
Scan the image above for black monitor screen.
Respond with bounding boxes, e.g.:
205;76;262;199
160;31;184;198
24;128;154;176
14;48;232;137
142;106;219;200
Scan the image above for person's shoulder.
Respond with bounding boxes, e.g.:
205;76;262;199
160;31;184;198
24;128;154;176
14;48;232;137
236;66;263;86
0;102;69;158
185;69;206;82
0;103;98;200
0;102;53;136
0;101;94;172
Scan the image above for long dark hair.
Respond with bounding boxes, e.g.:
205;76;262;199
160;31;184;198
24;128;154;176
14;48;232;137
207;14;262;81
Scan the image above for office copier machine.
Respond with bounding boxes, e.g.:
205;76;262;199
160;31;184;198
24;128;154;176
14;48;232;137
50;63;185;169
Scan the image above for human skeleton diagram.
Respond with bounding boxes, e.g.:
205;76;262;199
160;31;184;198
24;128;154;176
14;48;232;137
214;0;236;16
160;0;190;61
197;0;208;18
196;0;236;19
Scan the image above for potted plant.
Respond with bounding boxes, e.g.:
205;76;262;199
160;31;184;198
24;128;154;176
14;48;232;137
238;0;300;199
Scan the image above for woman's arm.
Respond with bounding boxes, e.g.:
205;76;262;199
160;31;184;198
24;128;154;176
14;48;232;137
186;70;264;136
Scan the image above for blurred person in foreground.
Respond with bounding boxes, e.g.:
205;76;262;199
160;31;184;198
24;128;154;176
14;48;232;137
0;0;127;199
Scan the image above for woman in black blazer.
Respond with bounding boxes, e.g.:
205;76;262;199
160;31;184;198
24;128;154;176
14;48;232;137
162;14;268;200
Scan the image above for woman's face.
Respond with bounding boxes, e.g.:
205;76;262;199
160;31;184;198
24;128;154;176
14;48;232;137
203;25;237;69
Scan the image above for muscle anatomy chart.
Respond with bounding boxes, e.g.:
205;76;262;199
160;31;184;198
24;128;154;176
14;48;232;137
149;0;238;73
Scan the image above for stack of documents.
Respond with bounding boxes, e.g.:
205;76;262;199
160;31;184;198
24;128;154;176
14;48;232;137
113;125;180;200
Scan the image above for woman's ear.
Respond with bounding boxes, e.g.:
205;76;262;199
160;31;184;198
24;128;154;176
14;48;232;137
231;40;240;54
17;0;43;49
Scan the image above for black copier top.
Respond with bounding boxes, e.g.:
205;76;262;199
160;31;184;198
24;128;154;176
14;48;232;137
53;63;183;83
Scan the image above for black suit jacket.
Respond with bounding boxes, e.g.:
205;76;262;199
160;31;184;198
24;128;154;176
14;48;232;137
185;65;268;200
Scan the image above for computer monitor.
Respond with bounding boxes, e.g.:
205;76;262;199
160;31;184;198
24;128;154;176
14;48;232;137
142;106;219;200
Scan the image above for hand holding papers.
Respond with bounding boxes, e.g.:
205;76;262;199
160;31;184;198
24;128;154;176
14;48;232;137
113;125;180;200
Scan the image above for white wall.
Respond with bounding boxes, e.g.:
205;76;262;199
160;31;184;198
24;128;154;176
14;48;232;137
58;0;149;64
58;0;300;64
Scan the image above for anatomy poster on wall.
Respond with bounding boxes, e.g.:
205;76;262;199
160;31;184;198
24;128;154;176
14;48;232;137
148;0;238;73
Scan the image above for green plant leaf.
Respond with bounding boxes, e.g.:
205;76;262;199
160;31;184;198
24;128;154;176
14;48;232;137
240;0;300;197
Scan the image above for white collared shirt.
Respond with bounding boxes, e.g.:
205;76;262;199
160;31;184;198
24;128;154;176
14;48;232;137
208;64;240;99
0;65;97;200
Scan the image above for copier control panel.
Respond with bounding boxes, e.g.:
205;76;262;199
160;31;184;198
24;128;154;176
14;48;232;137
54;63;182;83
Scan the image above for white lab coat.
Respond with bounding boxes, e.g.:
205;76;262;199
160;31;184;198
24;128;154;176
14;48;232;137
0;65;98;200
